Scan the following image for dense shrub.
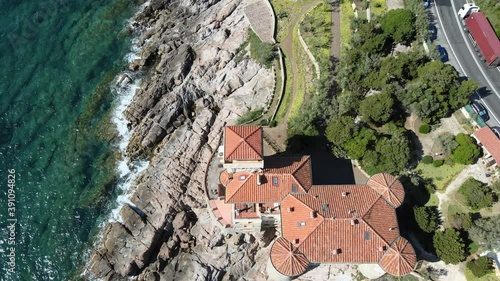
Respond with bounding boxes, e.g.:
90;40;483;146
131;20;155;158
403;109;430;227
451;133;481;165
248;29;275;68
419;124;431;134
414;206;438;233
422;155;433;164
469;215;500;251
380;9;416;44
433;228;466;264
435;132;458;155
459;178;493;210
449;212;472;230
433;160;444;167
467;256;493;278
236;108;263;124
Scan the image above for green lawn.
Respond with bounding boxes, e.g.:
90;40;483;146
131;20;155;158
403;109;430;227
415;162;466;191
270;0;318;42
289;26;309;121
340;0;355;56
425;193;439;207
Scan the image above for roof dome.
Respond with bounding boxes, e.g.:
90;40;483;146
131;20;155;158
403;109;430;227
270;237;310;277
367;173;405;207
378;237;417;276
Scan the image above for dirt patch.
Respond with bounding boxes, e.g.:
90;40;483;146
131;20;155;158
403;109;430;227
386;0;404;10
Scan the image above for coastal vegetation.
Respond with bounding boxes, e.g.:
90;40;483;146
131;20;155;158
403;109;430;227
248;29;276;68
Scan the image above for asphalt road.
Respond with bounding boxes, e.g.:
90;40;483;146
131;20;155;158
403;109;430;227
431;0;500;128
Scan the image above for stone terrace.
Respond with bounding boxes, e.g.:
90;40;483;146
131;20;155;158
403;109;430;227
244;0;276;43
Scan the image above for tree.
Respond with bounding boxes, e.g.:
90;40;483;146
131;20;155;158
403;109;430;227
451;133;481;165
449;80;478;110
373;132;411;174
459;178;493;210
435;132;458;155
325;116;357;147
380;9;416;44
359;92;394;124
414;206;438;233
344;127;376;160
467;256;493;278
433;228;466;264
469;215;500;251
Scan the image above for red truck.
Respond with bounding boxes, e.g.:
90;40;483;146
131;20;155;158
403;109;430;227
458;4;500;67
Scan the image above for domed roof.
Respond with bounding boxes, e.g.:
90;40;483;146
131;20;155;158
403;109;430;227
270;237;309;277
367;173;405;207
378;237;417;276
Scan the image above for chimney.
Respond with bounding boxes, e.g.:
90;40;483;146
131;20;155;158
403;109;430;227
256;174;261;186
342;192;348;197
348;209;355;214
351;219;358;226
310;211;317;218
389;227;395;231
287;207;294;212
294;239;300;244
378;246;385;252
332;248;339;255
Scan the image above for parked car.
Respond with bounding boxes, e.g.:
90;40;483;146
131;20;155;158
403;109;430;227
423;0;430;8
492;127;500;139
429;24;437;41
437;45;449;62
471;101;490;122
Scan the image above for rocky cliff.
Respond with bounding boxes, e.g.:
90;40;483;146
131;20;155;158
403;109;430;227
87;0;276;280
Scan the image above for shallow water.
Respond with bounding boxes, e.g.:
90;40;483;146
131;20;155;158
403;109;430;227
0;0;142;280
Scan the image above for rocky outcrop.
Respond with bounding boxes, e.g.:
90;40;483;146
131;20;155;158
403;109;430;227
87;0;275;280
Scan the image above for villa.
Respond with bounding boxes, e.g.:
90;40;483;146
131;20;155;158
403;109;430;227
212;125;417;278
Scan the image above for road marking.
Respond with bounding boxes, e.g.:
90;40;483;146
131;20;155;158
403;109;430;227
434;0;500;125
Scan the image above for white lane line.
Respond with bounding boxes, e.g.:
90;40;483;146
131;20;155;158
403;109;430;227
434;0;500;125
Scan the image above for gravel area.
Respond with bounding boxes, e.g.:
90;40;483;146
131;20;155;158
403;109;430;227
386;0;404;10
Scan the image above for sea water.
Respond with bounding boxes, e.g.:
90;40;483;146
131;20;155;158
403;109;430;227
0;0;144;280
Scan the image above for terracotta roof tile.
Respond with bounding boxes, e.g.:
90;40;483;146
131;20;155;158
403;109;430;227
224;126;263;161
304;185;382;218
264;156;313;190
298;220;389;263
379;237;417;276
224;156;312;203
277;174;415;276
367;174;405;207
219;170;232;187
363;197;400;244
280;195;324;244
474;126;500;164
270;237;310;276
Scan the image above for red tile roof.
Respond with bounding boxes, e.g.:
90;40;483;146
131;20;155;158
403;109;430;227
224;126;263;161
367;174;405;207
223;156;312;203
270;237;310;276
474;126;500;164
277;175;414;276
379;237;417;276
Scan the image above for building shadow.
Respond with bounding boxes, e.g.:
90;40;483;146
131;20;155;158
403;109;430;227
285;134;355;185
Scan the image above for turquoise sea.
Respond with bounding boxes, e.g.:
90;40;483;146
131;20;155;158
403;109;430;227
0;0;143;280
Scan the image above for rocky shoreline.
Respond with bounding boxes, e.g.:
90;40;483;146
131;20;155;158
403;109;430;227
87;0;276;280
